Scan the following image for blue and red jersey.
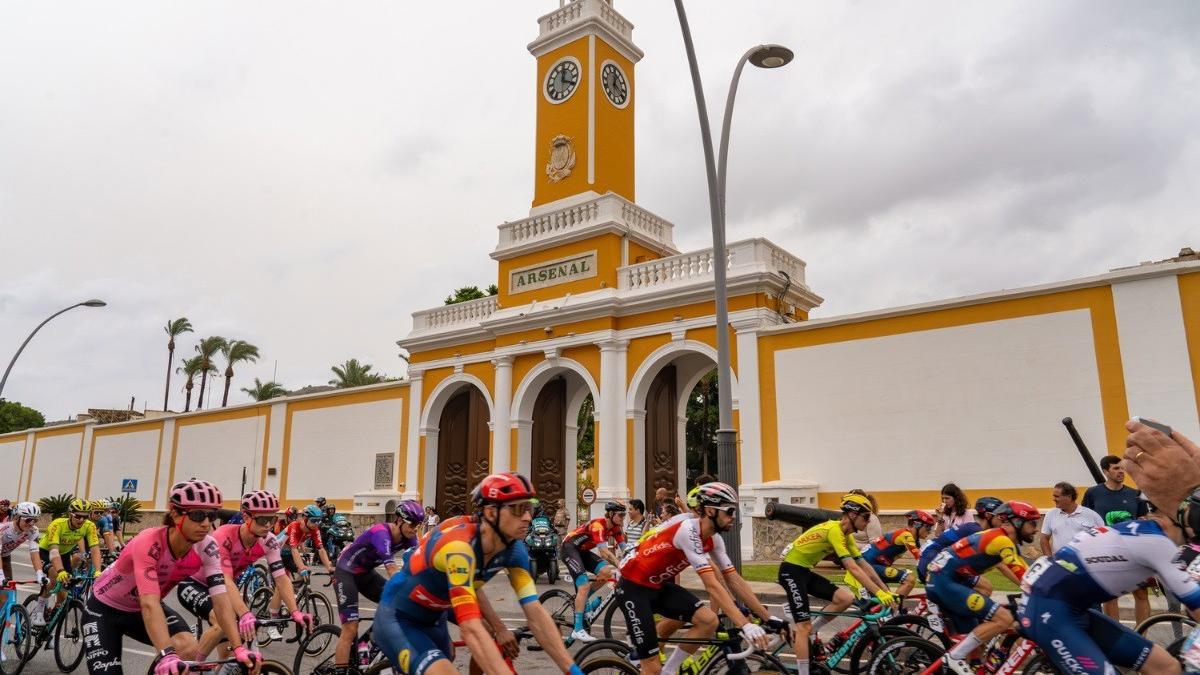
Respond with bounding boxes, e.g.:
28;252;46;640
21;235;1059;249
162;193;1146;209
928;527;1028;581
862;528;921;567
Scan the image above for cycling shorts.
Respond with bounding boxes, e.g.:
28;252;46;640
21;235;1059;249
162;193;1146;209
778;561;839;622
83;593;191;675
615;577;704;660
280;547;301;574
373;608;452;675
1017;593;1152;674
333;568;387;623
176;579;215;620
926;575;997;631
559;543;605;582
40;546;74;577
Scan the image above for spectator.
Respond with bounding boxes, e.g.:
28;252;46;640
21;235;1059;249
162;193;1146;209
1040;481;1103;555
933;483;974;536
849;489;883;549
424;505;439;529
1083;455;1151;623
624;499;647;544
551;498;571;538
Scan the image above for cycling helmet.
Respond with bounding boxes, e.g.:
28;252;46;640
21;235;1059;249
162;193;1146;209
13;502;40;519
605;501;627;514
841;494;873;516
993;501;1041;530
314;497;327;507
471;473;536;506
686;486;702;509
170;479;222;509
240;490;280;514
694;482;738;507
285;506;299;518
69;498;88;513
302;505;324;519
89;499;108;512
907;509;936;528
1105;510;1134;526
395;500;425;525
974;496;1003;515
0;499;10;508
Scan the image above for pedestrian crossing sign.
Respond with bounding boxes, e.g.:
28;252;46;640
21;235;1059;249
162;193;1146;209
121;478;137;493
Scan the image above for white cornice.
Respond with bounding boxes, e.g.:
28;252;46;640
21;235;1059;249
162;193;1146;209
529;1;643;64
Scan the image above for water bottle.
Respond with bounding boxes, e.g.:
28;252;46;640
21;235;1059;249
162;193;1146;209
357;638;371;667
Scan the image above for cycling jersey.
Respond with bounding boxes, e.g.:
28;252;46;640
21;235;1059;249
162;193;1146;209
928;527;1027;581
283;520;324;550
620;516;734;589
864;528;921;566
93;515;113;534
379;517;537;625
0;521;39;557
92;526;229;612
563;517;624;552
38;517;99;552
337;523;415;575
917;522;981;583
195;523;287;582
782;520;863;568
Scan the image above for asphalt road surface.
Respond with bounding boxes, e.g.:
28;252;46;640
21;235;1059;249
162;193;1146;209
8;557;797;674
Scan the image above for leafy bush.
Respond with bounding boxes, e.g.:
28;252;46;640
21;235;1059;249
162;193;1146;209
107;495;143;537
37;493;75;519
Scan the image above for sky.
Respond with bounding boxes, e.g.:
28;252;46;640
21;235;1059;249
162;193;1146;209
1;1;1197;421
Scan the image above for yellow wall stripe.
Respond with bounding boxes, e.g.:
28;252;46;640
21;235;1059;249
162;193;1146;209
1178;273;1200;422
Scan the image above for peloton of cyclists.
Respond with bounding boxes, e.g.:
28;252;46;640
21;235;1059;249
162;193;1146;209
845;508;935;600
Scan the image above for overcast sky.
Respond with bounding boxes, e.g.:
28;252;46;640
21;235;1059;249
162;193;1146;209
1;1;1196;421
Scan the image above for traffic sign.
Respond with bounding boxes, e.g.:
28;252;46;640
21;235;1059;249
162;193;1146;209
580;487;596;505
121;479;138;493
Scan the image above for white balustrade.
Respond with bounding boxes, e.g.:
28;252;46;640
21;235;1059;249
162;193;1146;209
538;0;632;41
495;194;675;254
411;295;498;332
619;239;808;292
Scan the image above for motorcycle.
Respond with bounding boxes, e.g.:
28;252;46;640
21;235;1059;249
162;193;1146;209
525;511;560;584
325;513;356;560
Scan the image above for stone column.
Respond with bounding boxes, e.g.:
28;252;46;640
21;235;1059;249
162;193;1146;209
491;356;514;473
402;370;424;501
595;339;630;516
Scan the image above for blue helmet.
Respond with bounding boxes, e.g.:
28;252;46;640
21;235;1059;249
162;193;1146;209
302;505;324;519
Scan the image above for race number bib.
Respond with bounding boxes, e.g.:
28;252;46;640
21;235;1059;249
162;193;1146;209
927;549;953;574
1020;556;1052;594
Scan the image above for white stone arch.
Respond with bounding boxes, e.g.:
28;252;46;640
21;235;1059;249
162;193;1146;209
419;373;495;510
626;340;740;501
511;357;600;521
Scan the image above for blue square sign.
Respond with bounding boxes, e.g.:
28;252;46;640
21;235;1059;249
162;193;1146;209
121;479;138;493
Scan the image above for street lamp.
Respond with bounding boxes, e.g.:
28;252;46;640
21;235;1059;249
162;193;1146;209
674;0;793;569
0;299;107;400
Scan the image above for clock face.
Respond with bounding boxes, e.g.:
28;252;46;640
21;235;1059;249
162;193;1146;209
545;58;580;104
601;62;629;108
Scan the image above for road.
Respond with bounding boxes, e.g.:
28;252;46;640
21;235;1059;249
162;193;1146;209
8;556;798;674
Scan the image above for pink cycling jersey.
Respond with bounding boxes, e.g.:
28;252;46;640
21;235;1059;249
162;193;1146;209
0;521;39;557
93;526;229;612
194;523;286;583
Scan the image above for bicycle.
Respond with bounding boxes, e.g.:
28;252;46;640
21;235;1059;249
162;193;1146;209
0;580;34;675
235;562;273;604
293;616;383;675
20;572;93;673
1136;611;1197;649
145;616;295;675
577;622;787;674
539;576;620;642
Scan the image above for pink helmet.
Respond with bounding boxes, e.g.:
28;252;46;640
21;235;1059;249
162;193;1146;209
241;490;279;514
170;479;222;509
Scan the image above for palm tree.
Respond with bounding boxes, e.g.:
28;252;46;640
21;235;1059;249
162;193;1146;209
178;355;205;412
329;359;385;388
241;378;287;402
220;339;261;407
194;336;226;410
162;317;193;411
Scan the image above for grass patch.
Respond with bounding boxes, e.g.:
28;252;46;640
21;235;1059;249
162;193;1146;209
739;563;1020;593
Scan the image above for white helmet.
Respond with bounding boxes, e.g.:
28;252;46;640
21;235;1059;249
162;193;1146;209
13;502;41;519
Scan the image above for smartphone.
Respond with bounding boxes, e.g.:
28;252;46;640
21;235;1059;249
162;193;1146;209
1133;416;1173;436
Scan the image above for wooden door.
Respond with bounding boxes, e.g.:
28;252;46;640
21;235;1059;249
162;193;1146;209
644;364;678;505
436;387;490;518
531;377;567;513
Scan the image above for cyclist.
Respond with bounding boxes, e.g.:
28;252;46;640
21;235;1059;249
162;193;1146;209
778;494;896;675
926;501;1039;674
89;499;120;554
179;489;312;658
618;482;776;675
0;502;49;597
273;506;299;536
560;500;626;642
33;497;103;625
916;496;1002;591
329;500;423;674
84;479;259;675
268;503;334;617
109;502;123;545
374;472;584;675
320;503;340;558
846;509;935;600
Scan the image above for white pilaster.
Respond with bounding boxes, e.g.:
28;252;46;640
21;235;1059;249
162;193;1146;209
732;317;765;487
596;339;630;516
402;371;424;500
491;357;514;472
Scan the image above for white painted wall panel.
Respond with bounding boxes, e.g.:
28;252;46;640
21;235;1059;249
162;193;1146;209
90;429;160;502
27;433;84;498
1112;276;1200;439
774;309;1108;491
173;416;266;504
286;398;403;500
0;437;26;497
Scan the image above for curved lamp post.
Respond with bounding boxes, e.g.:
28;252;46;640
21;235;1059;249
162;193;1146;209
0;299;107;400
674;0;794;569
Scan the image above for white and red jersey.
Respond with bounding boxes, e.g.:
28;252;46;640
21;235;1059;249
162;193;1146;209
283;520;323;550
92;526;229;612
563;517;624;552
193;523;286;584
620;516;734;589
0;521;39;557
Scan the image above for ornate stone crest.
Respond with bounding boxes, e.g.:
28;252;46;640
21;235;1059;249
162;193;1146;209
545;134;576;183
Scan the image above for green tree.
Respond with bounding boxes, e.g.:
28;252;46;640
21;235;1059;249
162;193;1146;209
220;339;261;407
684;369;719;485
443;284;499;305
177;355;207;412
0;399;46;434
194;336;226;410
329;359;386;388
575;394;595;472
162;317;193;411
241;378;287;401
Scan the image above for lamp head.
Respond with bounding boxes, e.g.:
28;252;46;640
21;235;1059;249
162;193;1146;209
82;299;107;307
750;44;793;69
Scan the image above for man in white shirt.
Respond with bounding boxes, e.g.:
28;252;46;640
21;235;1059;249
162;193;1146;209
1040;481;1105;555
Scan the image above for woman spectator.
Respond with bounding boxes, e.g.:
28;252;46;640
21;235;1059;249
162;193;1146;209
849;489;883;549
933;482;974;536
423;505;439;529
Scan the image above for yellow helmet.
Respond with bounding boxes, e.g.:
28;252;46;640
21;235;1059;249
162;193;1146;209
89;499;109;512
840;494;873;515
686;486;702;509
69;498;88;513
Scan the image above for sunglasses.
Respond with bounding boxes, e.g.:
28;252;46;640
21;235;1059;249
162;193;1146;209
251;515;279;527
716;506;738;517
70;512;87;519
181;509;219;523
18;516;36;524
90;511;105;516
503;501;537;517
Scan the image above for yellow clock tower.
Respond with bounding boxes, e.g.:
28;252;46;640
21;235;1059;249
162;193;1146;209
528;0;642;209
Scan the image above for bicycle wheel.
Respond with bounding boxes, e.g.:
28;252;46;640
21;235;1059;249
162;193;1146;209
574;639;632;663
865;636;945;675
848;625;927;675
700;650;790;674
249;587;274;620
580;656;640;674
538;588;577;638
1136;612;1197;648
302;593;335;639
52;598;86;672
1021;652;1063;675
601;598;624;639
257;660;293;675
0;603;32;675
883;614;949;649
292;624;342;675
